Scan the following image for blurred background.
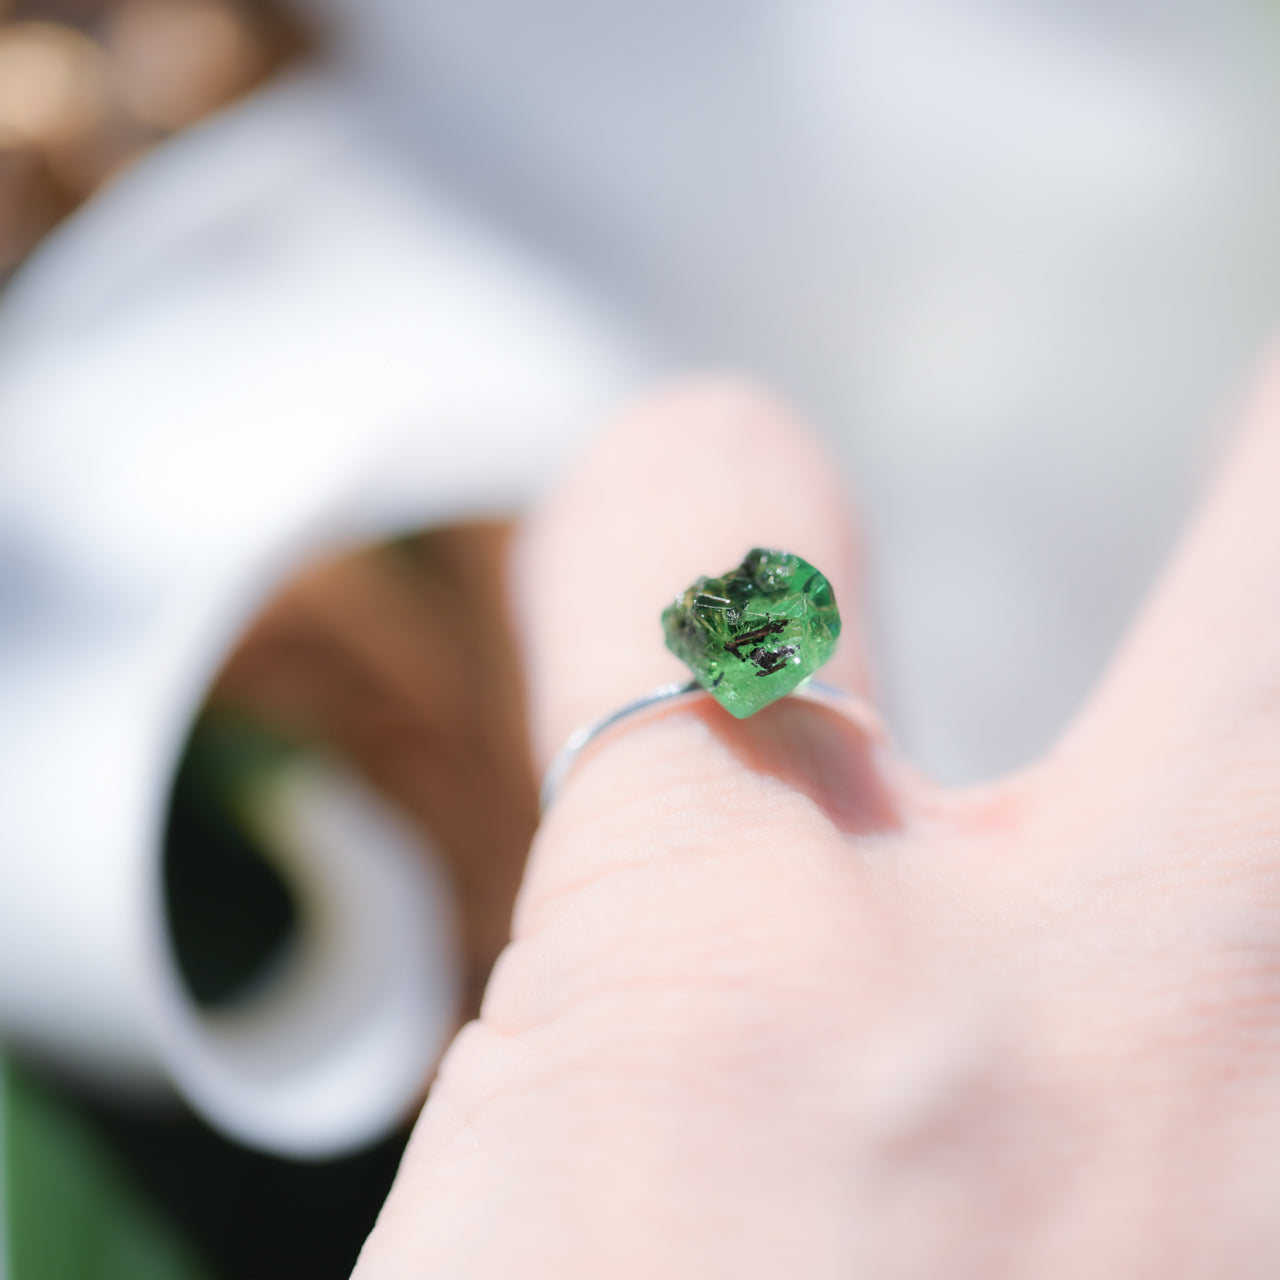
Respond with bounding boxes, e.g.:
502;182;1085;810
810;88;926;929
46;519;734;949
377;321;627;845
3;1;1280;1276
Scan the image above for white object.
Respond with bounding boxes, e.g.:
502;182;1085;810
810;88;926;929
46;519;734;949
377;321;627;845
0;72;645;1157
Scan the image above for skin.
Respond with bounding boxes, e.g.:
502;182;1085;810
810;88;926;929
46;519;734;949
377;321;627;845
354;357;1280;1278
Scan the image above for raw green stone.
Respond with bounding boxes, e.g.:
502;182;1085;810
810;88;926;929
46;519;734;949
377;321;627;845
662;548;841;718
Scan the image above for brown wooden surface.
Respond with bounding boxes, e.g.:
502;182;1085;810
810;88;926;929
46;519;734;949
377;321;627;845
0;0;308;276
211;523;539;1021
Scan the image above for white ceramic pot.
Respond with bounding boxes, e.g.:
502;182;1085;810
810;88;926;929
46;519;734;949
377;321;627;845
0;72;645;1157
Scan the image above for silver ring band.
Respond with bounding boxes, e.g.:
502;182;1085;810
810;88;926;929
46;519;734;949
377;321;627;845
540;679;881;813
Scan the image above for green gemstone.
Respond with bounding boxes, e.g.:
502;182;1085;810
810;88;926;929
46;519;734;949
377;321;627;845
662;548;841;719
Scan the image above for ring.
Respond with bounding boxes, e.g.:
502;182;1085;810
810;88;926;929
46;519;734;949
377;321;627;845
540;678;880;812
540;548;878;811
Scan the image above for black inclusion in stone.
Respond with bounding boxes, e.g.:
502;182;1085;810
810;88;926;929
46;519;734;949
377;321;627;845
752;644;798;676
163;713;299;1008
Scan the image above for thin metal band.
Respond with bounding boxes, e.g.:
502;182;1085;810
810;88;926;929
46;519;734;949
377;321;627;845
540;679;881;813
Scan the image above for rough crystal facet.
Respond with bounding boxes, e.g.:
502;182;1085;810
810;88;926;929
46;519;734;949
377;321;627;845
661;548;841;718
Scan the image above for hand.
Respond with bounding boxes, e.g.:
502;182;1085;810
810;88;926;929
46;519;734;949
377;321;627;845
355;366;1280;1278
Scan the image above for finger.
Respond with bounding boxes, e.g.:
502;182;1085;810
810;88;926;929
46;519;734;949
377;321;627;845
1058;342;1280;802
512;378;894;889
359;385;901;1280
